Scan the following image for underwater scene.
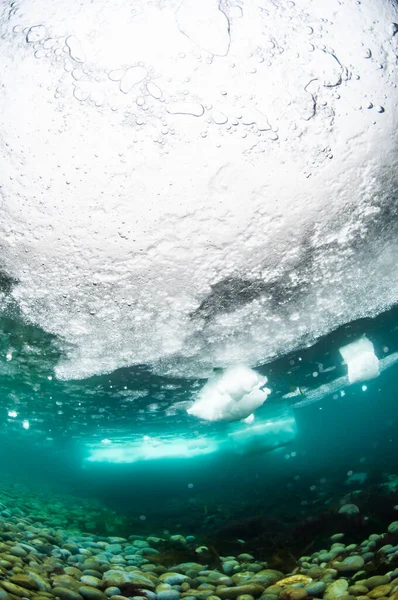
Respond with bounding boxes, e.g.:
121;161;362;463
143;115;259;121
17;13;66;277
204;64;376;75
2;1;398;600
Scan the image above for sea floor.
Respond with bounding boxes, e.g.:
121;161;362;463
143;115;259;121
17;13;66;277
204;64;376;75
0;481;398;600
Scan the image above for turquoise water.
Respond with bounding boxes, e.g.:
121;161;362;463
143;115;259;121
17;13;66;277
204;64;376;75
1;288;398;556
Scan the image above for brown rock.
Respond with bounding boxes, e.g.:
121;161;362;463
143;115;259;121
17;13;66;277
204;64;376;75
368;587;391;599
277;578;312;588
280;589;308;600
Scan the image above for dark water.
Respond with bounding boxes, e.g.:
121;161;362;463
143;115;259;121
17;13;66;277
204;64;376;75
1;300;398;560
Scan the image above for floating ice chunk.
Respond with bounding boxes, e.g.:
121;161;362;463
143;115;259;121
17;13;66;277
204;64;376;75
339;336;379;384
187;365;270;422
242;413;255;424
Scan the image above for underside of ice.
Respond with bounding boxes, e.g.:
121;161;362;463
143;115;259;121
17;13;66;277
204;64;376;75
187;365;270;422
1;0;398;380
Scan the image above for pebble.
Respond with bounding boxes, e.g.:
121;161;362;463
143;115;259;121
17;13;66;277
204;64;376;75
280;588;308;600
306;582;326;596
324;579;349;600
368;586;392;598
335;557;365;572
216;584;265;599
79;586;108;600
388;522;398;534
157;591;180;600
364;577;390;590
52;588;84;600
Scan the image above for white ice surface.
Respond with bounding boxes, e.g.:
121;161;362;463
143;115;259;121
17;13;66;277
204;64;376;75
186;365;270;422
1;0;398;380
339;337;380;384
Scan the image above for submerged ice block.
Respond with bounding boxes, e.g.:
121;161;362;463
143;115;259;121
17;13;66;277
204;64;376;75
339;337;379;384
187;365;271;422
225;404;297;455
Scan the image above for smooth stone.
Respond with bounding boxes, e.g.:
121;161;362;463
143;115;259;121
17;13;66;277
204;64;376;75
9;547;28;558
277;577;312;588
52;576;82;592
157;591;180;600
26;573;52;593
64;545;81;555
367;587;392;599
222;562;239;576
238;555;255;562
264;587;283;596
80;578;102;589
364;578;390;590
348;586;369;596
361;553;374;562
83;572;103;580
252;572;284;585
280;588;308;600
0;589;12;600
159;574;189;586
105;590;120;598
306;583;326;596
9;576;40;591
324;580;349;600
52;588;84;600
388;523;398;534
339;505;360;515
335;557;365;572
216;585;265;599
1;581;35;598
306;569;323;580
79;587;108;600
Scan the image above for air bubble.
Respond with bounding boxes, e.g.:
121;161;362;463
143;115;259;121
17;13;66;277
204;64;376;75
73;85;90;101
363;48;372;58
65;35;86;63
146;81;163;99
376;105;385;113
26;25;46;43
108;69;124;82
166;102;204;117
211;110;228;125
120;66;147;94
72;68;83;81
